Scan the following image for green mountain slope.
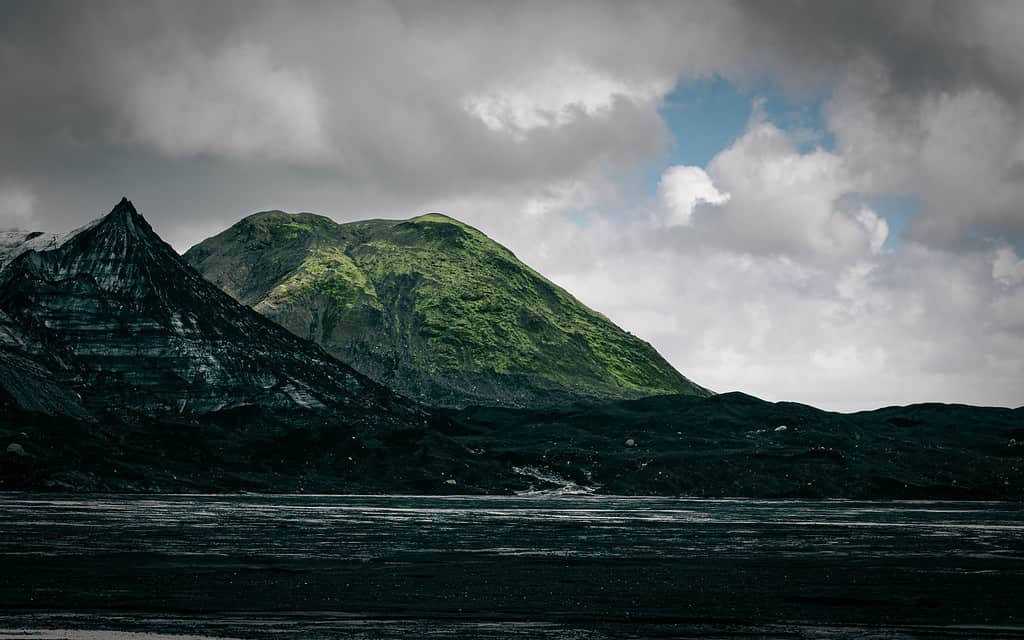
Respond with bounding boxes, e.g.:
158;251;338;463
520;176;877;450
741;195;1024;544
184;211;710;407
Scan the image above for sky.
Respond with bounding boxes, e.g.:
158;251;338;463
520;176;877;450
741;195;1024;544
1;0;1022;411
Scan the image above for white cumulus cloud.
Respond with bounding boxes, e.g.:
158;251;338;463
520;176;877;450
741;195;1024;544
462;58;672;137
657;165;730;226
708;116;880;257
658;111;888;259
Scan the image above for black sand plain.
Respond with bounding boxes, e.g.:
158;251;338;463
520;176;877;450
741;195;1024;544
1;495;1022;639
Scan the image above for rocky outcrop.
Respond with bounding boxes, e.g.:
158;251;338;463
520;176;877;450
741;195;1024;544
0;308;89;419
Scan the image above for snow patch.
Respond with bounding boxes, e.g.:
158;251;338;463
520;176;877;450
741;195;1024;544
0;217;103;268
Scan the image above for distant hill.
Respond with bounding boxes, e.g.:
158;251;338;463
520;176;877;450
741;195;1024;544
185;210;710;408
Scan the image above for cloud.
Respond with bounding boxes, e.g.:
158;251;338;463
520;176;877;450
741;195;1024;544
0;0;745;227
0;183;36;228
657;165;729;226
828;67;1024;246
708;116;878;257
993;247;1024;287
462;58;672;137
656;112;888;259
117;43;330;164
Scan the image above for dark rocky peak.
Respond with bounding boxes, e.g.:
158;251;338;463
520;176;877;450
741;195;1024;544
102;196;150;233
11;197;175;300
0;198;409;417
109;195;139;218
1;197;168;289
62;196;162;252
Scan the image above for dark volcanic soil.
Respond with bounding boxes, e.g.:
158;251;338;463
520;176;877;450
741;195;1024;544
2;392;1022;499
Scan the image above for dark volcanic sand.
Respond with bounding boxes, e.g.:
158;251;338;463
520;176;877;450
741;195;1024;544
1;495;1022;639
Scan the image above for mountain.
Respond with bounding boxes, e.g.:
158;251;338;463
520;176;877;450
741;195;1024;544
185;211;710;408
0;198;409;417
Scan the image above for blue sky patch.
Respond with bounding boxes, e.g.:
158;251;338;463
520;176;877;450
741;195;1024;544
658;76;834;170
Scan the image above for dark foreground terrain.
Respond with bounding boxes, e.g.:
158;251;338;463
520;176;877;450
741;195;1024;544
1;495;1023;639
2;392;1022;498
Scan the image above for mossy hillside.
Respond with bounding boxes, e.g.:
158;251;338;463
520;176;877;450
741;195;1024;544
261;247;380;311
184;211;352;306
185;211;710;407
350;215;696;396
249;210;342;241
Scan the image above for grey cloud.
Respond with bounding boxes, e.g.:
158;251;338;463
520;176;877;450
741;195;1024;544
1;0;712;246
5;0;1021;247
734;0;1024;100
730;1;1024;246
